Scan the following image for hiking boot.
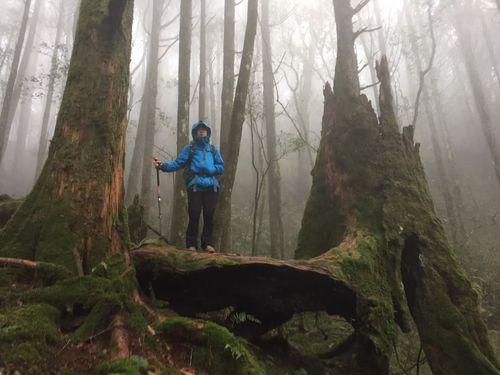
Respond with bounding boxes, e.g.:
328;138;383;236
187;246;197;251
205;245;216;253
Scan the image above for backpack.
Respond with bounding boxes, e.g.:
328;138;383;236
182;141;217;185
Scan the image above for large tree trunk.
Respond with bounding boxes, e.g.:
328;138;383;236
169;0;192;247
0;0;33;162
126;0;162;207
261;0;284;259
452;1;500;190
0;0;134;275
213;0;258;251
295;0;499;373
36;0;66;178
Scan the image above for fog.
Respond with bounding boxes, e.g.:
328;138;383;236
0;0;499;303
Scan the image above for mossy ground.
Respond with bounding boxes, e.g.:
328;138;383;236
0;261;333;374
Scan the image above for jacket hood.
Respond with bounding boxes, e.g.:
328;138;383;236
191;121;212;144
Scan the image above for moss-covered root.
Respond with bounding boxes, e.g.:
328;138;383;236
157;316;265;375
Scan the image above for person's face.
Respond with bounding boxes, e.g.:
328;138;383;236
197;128;208;137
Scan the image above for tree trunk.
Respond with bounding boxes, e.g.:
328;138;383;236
452;1;500;189
0;0;134;275
36;0;66;178
295;1;499;373
0;0;33;162
139;0;162;216
213;0;258;251
11;49;38;175
199;0;207;121
170;0;192;247
219;0;235;159
261;0;284;259
126;0;162;207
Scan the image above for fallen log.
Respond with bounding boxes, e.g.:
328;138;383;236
132;246;357;337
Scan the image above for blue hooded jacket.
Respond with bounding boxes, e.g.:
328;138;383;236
160;122;224;191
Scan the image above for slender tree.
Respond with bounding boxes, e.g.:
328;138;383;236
452;0;500;189
213;0;259;251
36;0;66;177
0;0;134;275
261;0;284;258
219;0;235;158
170;0;192;246
126;0;162;206
139;0;164;217
404;0;461;245
0;0;33;162
199;0;207;121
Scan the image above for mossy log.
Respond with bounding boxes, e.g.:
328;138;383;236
133;246;357;337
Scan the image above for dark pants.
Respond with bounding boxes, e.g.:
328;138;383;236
186;190;218;249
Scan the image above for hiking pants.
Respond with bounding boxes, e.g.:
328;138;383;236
186;190;218;249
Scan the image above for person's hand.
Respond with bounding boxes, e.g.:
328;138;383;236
153;157;162;170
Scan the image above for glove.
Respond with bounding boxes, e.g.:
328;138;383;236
153;157;162;170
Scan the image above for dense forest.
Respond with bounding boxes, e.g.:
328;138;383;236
0;0;499;374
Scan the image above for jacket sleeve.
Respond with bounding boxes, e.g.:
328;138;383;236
161;145;190;172
213;148;224;175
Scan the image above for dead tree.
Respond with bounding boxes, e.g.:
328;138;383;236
295;0;500;373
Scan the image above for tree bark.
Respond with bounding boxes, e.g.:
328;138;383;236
36;0;66;178
261;0;284;259
0;0;33;162
213;0;258;251
169;0;192;247
199;0;207;121
0;0;134;275
452;1;500;189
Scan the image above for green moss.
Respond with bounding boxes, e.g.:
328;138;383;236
0;303;61;370
96;355;149;375
157;317;265;374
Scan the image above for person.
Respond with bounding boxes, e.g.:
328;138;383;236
154;121;224;253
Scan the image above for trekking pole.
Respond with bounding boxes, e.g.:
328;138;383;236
153;158;162;237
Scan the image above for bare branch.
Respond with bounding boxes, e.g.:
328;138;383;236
411;0;437;129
